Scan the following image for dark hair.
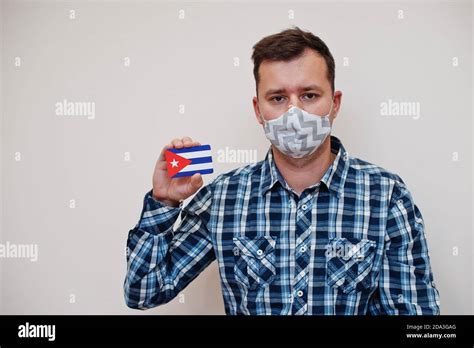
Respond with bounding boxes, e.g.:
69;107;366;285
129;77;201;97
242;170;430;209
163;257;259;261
251;26;335;96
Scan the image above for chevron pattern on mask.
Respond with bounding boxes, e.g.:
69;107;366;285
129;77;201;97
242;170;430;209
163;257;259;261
263;106;331;158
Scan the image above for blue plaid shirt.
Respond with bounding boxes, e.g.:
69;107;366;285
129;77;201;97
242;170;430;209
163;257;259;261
124;135;440;315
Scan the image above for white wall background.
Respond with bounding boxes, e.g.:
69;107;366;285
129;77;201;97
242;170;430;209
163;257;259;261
1;0;472;314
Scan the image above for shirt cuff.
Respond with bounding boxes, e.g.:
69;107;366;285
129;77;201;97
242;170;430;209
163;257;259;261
137;189;183;235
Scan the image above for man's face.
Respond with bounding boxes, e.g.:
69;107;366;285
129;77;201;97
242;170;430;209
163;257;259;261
253;48;342;126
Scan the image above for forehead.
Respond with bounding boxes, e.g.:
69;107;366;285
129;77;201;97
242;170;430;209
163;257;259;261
258;48;330;92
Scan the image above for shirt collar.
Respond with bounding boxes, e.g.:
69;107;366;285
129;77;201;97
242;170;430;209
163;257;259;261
260;135;350;199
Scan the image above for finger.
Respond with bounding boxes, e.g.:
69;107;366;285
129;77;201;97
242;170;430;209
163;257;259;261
172;138;184;148
158;143;173;161
190;173;203;190
182;136;193;145
183;140;194;148
156;160;167;170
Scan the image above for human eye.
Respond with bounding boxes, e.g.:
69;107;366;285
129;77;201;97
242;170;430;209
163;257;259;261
270;95;286;103
302;93;319;101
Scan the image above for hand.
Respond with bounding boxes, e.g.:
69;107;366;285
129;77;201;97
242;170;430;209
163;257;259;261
151;137;203;207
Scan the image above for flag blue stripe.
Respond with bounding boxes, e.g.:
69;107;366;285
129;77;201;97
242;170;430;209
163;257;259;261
173;168;214;178
169;145;211;154
189;156;212;165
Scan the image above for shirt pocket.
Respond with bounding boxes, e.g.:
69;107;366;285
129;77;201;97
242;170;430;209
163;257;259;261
232;235;277;290
325;237;377;294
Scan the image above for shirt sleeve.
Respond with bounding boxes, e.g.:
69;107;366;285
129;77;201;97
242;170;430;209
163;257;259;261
123;185;216;310
368;181;441;315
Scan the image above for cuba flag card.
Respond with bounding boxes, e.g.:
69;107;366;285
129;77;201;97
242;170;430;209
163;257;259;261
165;144;214;178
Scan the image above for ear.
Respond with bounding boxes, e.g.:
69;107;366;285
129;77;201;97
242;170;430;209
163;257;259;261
253;96;264;125
331;90;343;120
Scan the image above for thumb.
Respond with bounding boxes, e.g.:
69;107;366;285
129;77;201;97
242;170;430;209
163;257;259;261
189;173;203;192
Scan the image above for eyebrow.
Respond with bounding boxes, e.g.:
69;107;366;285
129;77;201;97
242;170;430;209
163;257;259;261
264;84;323;98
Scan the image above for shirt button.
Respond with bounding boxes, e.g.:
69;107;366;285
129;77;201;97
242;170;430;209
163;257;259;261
301;204;307;210
289;202;294;208
256;249;263;256
397;199;404;206
296;290;304;297
299;246;307;253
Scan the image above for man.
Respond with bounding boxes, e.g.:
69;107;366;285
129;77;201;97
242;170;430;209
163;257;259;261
124;26;440;315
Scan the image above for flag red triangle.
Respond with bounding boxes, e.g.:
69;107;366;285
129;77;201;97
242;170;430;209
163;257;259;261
165;150;192;177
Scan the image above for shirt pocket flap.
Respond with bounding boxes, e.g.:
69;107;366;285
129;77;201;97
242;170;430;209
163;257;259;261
232;235;277;290
326;237;377;293
233;235;276;259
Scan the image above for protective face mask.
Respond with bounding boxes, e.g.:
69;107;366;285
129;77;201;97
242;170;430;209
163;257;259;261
259;99;334;158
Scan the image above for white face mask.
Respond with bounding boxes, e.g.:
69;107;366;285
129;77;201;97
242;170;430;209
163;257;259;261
258;99;334;158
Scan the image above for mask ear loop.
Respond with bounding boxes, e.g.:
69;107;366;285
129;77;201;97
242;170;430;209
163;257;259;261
327;94;336;117
258;103;267;124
